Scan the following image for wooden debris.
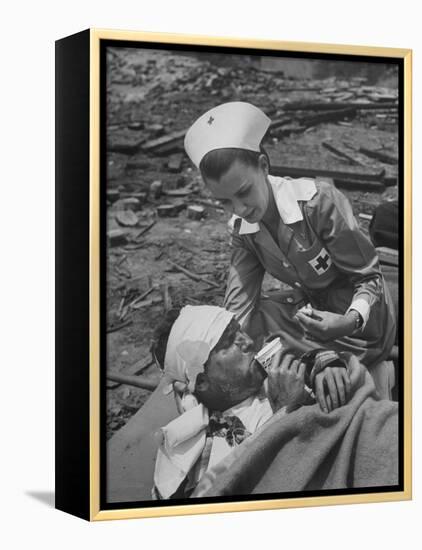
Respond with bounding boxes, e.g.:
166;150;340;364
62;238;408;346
376;246;399;267
164;187;193;197
118;191;148;205
358;146;398;165
107;319;132;333
334;179;385;192
132;220;156;240
383;176;397;187
119;197;142;212
187;205;206;220
298;108;357;127
106;371;159;391
162;283;172;312
107;228;129;247
141;129;186;154
157;203;185;217
107;133;145;154
322;141;365;166
168;259;220;289
115;210;139;227
130;296;163;309
271;164;385;182
127;121;144;131
128;286;155;308
167;153;184;173
150;180;163;199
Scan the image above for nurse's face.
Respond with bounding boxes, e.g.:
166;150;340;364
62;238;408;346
204;156;270;224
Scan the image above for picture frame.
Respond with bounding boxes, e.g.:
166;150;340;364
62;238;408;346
55;28;412;521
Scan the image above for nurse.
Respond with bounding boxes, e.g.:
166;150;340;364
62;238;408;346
184;102;396;397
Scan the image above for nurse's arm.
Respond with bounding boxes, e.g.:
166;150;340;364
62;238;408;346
307;180;383;330
223;234;265;330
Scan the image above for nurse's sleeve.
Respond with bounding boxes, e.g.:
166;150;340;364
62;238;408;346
307;180;383;328
223;231;265;329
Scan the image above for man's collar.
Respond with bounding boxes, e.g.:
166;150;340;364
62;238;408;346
230;175;317;235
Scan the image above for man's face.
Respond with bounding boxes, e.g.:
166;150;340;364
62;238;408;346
196;319;266;410
205;158;270;224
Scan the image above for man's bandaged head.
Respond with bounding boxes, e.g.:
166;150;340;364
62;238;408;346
163;305;234;393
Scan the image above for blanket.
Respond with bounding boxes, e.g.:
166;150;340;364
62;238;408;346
192;356;399;497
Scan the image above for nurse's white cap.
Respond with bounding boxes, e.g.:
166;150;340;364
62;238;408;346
184;102;271;169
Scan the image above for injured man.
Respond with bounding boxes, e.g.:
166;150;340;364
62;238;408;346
152;305;398;500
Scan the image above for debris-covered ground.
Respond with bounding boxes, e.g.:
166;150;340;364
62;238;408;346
105;47;399;439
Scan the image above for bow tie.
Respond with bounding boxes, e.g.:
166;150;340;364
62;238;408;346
207;412;251;447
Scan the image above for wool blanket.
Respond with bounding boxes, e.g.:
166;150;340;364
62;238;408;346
192;355;399;497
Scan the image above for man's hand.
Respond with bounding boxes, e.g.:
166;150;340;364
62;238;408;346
295;309;356;342
313;366;352;413
266;351;309;413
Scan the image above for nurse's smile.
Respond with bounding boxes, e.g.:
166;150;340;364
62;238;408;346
205;158;270;222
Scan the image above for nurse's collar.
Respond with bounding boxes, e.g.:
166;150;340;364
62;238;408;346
230;175;317;234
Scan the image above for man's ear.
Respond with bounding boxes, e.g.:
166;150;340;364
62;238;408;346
258;153;269;176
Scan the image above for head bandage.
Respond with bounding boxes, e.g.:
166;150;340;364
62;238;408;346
184;102;271;169
164;305;234;392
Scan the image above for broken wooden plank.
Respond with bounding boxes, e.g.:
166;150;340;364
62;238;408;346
130;296;163;309
157;203;186;217
106;371;159;391
299;108;357;127
107;228;130;247
376;246;399;267
321;141;365;166
150;180;163;199
167;153;184;173
141;129;186;153
358;146;398;165
163;187;193;197
334;179;385;192
271;165;386;182
128;287;155;309
107;319;133;333
168;259;220;289
115;210;139;227
131;220;156;241
107;134;145;155
162;283;172;312
187;205;206;220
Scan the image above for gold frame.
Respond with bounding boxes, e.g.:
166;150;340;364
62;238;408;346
89;28;412;521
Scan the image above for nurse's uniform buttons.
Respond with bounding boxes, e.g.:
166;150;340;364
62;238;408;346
282;261;290;268
287;297;294;304
294;282;302;288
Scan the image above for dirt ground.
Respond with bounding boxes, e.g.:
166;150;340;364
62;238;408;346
105;47;399;438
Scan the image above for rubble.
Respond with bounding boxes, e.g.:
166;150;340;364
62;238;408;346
115;210;139;227
187;205;206;220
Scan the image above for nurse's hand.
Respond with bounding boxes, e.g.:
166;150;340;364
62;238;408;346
295;309;356;342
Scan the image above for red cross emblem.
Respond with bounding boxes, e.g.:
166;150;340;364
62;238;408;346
309;248;332;274
207;116;214;125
